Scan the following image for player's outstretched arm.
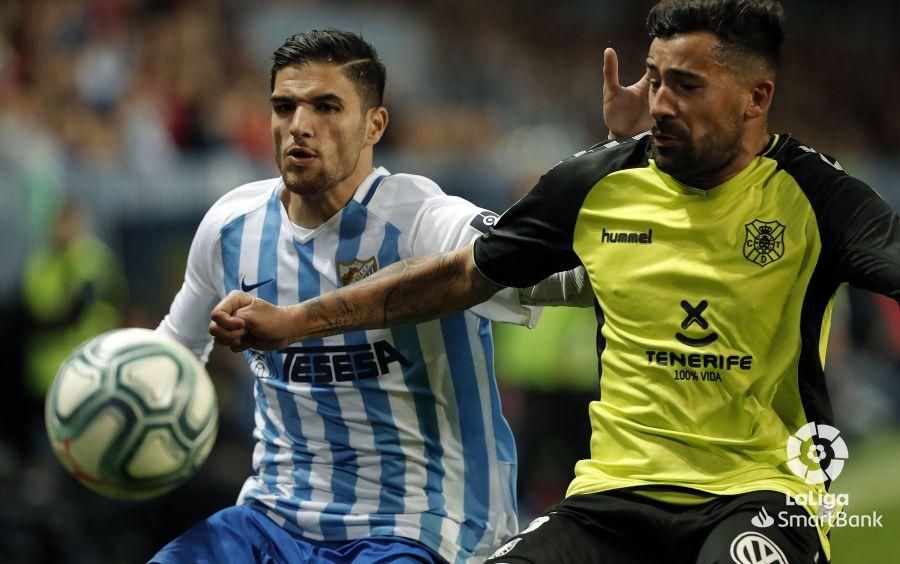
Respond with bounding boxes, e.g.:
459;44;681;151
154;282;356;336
603;47;651;139
209;244;502;351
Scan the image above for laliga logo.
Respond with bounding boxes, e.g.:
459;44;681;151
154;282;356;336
786;422;849;484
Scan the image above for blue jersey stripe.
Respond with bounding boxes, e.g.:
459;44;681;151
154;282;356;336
480;318;517;516
440;313;490;555
480;318;516;464
258;194;283;379
220;215;244;292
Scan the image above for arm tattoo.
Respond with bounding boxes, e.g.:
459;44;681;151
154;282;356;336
295;249;501;340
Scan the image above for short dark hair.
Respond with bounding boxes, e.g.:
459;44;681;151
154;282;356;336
270;29;386;109
647;0;784;71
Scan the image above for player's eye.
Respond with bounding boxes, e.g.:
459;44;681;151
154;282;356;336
679;83;700;93
316;104;340;113
648;79;661;90
273;102;293;114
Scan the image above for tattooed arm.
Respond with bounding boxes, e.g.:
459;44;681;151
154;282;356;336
209;244;502;351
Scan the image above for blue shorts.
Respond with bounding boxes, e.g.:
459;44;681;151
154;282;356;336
149;505;445;563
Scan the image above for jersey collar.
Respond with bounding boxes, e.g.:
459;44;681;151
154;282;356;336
352;166;391;206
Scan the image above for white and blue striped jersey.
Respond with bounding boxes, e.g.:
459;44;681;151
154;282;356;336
158;167;539;563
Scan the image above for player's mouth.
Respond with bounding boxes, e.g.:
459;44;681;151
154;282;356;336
651;131;683;148
286;146;318;166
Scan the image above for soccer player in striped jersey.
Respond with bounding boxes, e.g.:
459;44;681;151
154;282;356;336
150;29;610;563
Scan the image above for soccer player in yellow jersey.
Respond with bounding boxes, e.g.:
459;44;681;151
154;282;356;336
210;0;899;562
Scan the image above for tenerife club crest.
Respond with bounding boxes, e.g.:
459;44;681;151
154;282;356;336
338;256;378;286
743;219;785;267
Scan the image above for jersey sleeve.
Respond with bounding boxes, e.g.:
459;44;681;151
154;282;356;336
822;176;899;300
156;211;224;362
473;170;581;288
407;195;539;326
475;136;652;289
778;143;900;301
518;266;595;308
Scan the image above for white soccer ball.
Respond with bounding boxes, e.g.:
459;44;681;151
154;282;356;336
45;328;218;500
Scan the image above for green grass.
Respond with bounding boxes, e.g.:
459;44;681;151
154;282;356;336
828;432;900;562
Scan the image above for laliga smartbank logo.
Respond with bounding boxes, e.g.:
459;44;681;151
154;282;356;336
786;422;848;484
745;422;885;533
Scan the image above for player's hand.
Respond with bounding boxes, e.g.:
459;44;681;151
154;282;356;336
603;47;651;139
209;291;294;352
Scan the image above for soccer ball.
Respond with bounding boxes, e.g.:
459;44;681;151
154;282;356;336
45;328;218;500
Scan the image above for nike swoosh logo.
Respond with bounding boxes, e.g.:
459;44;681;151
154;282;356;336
241;277;274;292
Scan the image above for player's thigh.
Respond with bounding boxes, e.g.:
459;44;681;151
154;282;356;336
149;505;311;563
696;493;823;564
485;511;647;564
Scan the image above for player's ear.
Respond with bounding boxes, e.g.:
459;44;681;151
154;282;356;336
365;106;389;146
746;78;774;120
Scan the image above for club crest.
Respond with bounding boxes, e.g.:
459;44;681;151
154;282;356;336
743;219;785;267
338;256;378;286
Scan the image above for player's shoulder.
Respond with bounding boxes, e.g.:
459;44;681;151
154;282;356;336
200;177;280;233
766;134;854;186
765;134;880;204
364;172;453;217
542;132;653;190
374;172;446;201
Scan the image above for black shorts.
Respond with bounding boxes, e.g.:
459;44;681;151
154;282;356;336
486;488;826;564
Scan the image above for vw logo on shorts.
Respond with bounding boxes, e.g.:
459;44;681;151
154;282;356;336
786;422;849;484
730;531;788;564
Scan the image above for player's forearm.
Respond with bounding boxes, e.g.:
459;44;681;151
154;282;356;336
283;245;503;341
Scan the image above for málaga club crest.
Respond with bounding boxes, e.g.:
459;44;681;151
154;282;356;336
743;219;785;267
338;256;378;286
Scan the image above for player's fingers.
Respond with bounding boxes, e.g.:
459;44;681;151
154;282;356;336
603;47;621;96
210;309;246;332
234;304;263;324
209;319;246;346
212;290;253;317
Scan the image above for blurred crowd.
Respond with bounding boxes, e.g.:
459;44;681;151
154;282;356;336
0;0;897;562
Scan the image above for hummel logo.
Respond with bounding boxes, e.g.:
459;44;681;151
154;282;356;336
601;228;653;244
241;276;274;292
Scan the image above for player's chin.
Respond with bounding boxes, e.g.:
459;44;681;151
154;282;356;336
281;170;317;195
651;146;691;172
650;149;678;170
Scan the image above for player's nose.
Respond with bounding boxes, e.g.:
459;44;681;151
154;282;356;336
288;107;314;139
649;86;678;120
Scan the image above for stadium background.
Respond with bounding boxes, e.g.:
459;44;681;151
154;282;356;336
0;0;897;561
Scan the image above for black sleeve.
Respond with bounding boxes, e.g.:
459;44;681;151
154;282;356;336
778;142;900;301
827;177;899;300
474;136;651;288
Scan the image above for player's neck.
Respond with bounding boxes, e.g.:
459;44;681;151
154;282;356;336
283;163;376;229
676;131;771;189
